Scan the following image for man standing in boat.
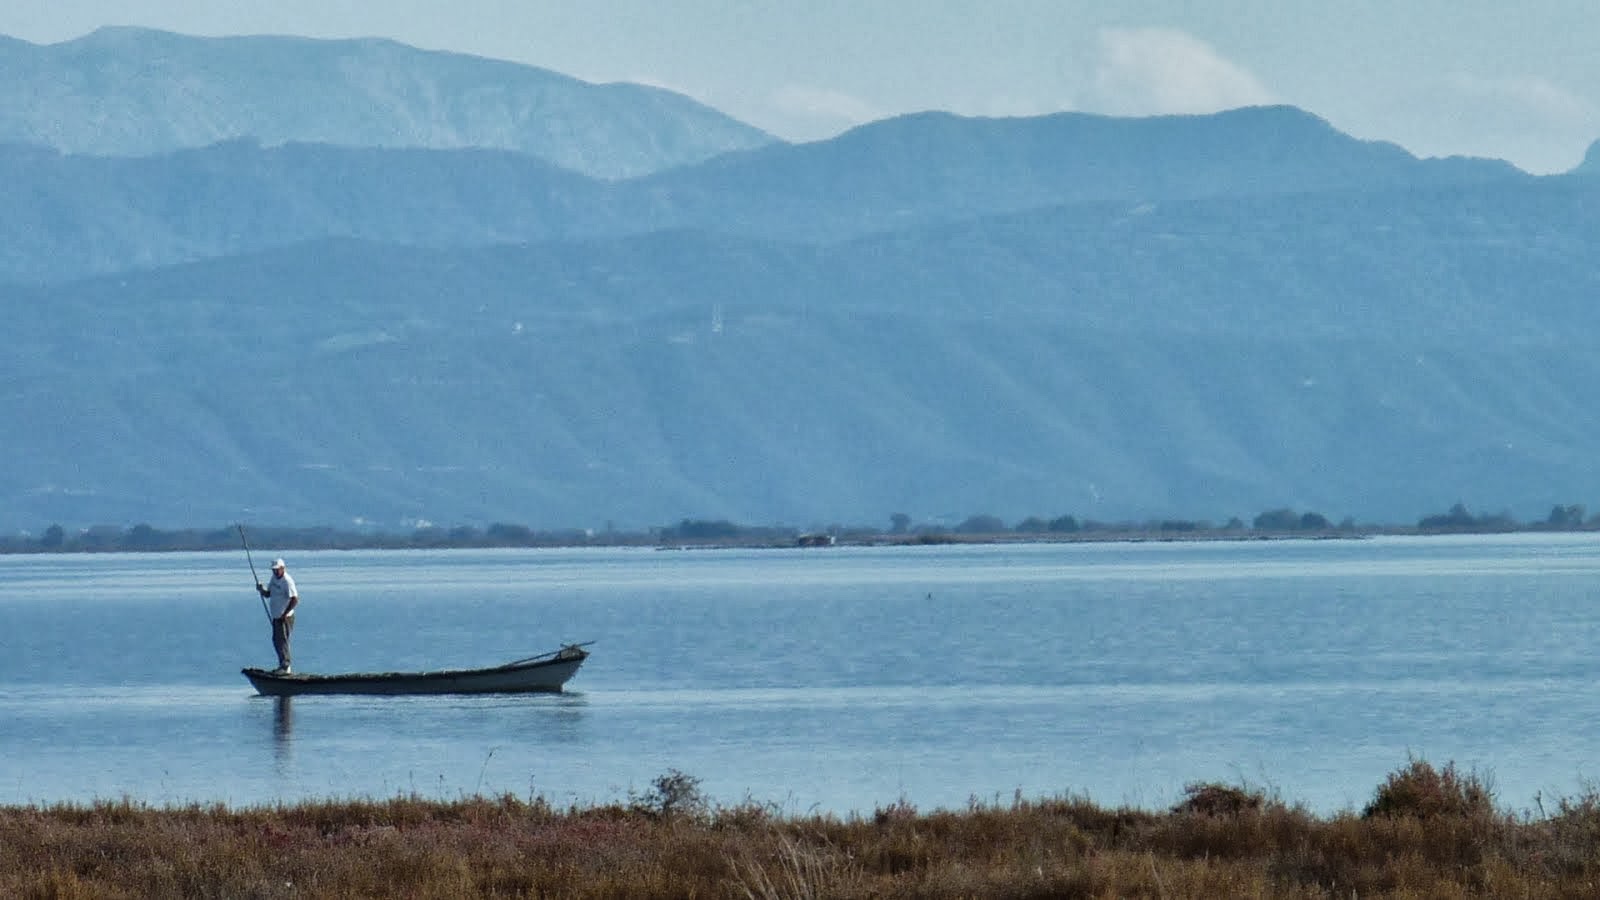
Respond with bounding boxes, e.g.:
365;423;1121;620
257;558;299;674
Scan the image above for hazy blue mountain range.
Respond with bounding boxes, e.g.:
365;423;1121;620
0;105;1526;284
0;27;773;178
7;28;1600;535
9;176;1600;533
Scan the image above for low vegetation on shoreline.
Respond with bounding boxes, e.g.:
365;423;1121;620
8;761;1600;898
1;500;1590;555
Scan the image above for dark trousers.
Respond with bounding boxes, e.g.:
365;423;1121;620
272;615;294;669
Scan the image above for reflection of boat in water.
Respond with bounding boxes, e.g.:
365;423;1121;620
242;644;591;697
273;697;293;742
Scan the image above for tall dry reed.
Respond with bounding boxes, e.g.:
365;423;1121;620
4;759;1600;898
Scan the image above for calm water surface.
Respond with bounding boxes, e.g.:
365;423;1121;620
4;534;1600;815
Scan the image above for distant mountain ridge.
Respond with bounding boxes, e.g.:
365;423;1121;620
0;26;775;177
0;105;1527;284
7;27;1600;535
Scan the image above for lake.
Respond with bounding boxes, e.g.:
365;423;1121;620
3;534;1599;816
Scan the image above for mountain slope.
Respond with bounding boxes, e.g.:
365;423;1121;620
9;174;1600;533
6;73;1596;534
0;26;774;178
0;140;612;283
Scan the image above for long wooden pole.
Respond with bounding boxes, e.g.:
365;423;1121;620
237;524;271;623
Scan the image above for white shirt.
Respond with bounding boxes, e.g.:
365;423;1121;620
265;571;298;619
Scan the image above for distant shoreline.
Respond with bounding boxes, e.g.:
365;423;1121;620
4;520;1593;556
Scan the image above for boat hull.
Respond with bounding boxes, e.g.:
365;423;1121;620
241;645;588;697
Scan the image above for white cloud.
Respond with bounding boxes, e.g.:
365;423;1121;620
613;73;694;95
1443;73;1595;125
969;93;1060;121
1082;27;1276;117
769;84;881;134
1362;72;1600;173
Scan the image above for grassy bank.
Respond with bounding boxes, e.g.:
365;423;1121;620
6;760;1600;898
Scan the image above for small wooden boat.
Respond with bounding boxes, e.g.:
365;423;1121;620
241;643;591;697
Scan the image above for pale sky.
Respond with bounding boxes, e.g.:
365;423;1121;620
5;1;1598;174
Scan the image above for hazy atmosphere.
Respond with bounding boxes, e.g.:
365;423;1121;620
7;0;1599;174
8;4;1600;533
13;11;1600;897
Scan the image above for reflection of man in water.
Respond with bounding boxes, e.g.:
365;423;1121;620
256;558;299;674
272;697;293;773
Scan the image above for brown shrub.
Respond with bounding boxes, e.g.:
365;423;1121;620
1363;758;1495;821
1173;781;1267;816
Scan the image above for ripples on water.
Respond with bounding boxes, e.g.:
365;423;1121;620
4;534;1600;814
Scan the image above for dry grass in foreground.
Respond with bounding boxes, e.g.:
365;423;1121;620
7;760;1600;898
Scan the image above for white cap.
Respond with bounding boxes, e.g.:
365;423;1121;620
271;558;286;569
